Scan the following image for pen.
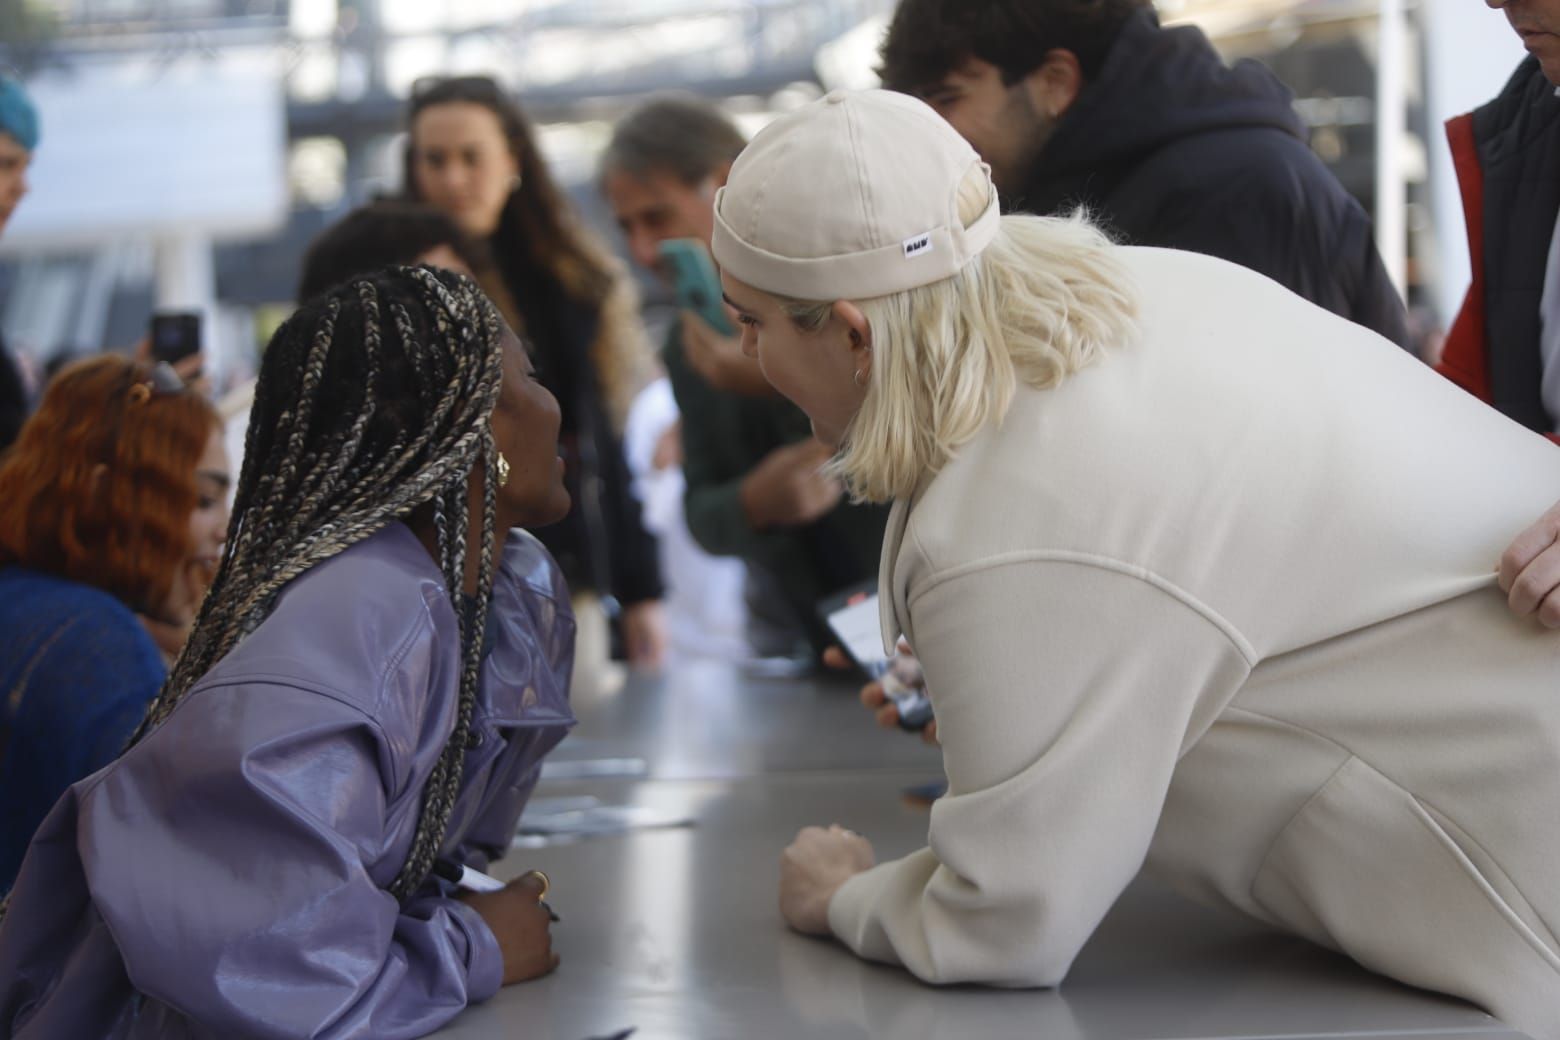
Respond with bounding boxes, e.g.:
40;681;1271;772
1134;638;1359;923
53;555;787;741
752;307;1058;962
432;859;505;892
432;859;561;922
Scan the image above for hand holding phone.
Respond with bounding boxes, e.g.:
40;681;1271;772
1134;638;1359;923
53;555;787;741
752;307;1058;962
878;642;934;732
658;238;735;336
149;311;202;366
820;585;935;733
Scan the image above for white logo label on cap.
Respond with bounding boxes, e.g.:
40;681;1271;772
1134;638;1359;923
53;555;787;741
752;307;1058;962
902;232;934;260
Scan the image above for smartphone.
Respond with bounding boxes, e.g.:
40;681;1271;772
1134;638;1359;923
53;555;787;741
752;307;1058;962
819;583;935;732
148;311;202;366
658;238;735;336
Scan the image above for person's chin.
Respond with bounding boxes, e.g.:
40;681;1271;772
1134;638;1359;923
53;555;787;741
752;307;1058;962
531;489;571;529
1542;53;1560;87
453;210;498;239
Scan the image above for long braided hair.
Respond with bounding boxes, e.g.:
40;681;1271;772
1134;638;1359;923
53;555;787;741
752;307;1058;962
147;265;506;902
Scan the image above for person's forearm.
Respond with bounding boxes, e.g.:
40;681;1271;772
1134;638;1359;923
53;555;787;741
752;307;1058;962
686;480;776;558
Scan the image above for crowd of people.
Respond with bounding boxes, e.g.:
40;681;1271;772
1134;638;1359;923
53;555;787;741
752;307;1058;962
3;0;1560;1035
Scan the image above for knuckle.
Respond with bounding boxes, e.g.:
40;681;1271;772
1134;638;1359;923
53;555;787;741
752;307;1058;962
1511;572;1547;609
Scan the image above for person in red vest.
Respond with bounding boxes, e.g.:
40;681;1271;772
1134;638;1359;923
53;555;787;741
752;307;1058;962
1441;0;1560;627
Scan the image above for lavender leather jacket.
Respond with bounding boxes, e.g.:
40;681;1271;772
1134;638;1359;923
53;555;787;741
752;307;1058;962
0;523;576;1039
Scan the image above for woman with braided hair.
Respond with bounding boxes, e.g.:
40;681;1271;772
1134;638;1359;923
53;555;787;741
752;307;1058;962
0;265;575;1039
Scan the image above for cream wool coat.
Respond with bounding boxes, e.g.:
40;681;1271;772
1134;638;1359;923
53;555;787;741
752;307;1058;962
827;247;1560;1036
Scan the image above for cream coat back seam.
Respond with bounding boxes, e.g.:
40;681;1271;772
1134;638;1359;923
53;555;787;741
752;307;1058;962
904;548;1258;666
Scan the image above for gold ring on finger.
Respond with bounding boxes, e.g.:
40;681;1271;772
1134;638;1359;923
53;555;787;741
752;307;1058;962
521;868;551;899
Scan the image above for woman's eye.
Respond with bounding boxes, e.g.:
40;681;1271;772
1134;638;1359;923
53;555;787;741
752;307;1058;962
198;496;218;510
736;313;758;327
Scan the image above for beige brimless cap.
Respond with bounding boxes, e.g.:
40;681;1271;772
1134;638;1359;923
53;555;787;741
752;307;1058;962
711;88;1001;302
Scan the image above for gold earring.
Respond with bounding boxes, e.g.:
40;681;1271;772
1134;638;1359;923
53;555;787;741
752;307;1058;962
495;452;511;487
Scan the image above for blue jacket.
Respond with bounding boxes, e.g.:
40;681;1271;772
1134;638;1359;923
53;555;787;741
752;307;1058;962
0;523;576;1039
0;568;167;893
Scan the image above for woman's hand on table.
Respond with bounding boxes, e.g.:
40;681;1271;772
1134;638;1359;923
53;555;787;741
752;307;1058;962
1499;498;1560;627
779;824;875;935
458;871;560;984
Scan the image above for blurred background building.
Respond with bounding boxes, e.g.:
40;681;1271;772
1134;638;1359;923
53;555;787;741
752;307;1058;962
0;0;1525;385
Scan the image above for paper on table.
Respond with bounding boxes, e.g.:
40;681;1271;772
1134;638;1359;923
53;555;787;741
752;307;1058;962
513;804;696;847
539;757;649;781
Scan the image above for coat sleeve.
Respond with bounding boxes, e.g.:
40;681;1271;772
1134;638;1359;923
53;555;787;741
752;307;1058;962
828;559;1250;985
664;326;777;560
76;679;504;1040
453;764;542;873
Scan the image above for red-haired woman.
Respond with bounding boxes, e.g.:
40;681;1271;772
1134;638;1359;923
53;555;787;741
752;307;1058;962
0;356;228;892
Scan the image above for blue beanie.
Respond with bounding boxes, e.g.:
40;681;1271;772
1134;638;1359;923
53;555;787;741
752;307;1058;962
0;78;38;152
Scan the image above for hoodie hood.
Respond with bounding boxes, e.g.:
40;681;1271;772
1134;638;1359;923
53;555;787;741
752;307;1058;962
1016;9;1306;213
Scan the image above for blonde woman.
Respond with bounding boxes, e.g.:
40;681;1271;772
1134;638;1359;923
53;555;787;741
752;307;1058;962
715;89;1560;1036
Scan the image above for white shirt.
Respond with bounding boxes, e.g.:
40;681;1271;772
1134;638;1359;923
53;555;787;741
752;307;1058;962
829;247;1560;1037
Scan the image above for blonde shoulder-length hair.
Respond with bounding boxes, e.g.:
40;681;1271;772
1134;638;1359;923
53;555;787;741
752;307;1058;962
781;175;1138;503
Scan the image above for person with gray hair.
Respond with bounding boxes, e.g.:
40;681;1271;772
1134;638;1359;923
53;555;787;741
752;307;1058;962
717;88;1560;1035
602;95;887;660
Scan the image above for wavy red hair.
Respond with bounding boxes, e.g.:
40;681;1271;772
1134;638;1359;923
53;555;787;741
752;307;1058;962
0;355;219;615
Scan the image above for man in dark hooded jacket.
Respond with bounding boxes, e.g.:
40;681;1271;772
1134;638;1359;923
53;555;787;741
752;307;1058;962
878;0;1408;347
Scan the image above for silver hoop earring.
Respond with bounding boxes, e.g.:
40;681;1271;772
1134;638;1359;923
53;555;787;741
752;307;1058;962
853;368;868;389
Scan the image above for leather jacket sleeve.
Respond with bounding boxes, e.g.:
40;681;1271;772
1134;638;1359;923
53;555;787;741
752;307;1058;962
75;678;504;1039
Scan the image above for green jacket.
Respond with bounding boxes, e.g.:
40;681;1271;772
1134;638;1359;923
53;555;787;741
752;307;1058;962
663;321;888;651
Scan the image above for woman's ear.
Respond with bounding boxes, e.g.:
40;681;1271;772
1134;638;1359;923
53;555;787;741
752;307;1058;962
833;299;872;359
833;300;873;386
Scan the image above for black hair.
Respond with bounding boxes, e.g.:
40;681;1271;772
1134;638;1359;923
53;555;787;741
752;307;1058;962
600;93;747;188
136;265;505;903
298;200;492;304
878;0;1154;93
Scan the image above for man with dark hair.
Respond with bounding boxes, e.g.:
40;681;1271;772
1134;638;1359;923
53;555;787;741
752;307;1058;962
0;76;38;453
601;95;888;660
297;199;489;303
878;0;1408;346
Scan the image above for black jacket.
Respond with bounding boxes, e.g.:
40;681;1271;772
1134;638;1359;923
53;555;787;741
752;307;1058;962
1441;57;1560;433
500;260;663;608
0;333;26;454
1018;10;1408;347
